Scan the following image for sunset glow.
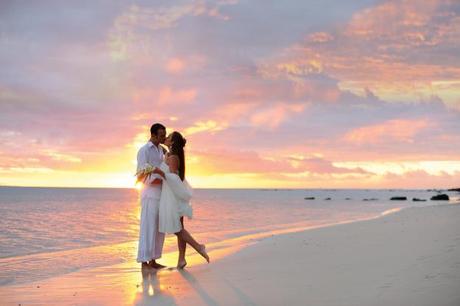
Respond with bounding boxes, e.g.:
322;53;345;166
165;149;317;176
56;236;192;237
0;0;459;188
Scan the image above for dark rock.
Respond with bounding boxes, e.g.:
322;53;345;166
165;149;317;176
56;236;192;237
304;197;315;200
431;194;449;201
390;197;407;201
363;198;378;201
412;198;427;202
447;188;460;192
325;197;331;200
345;198;351;200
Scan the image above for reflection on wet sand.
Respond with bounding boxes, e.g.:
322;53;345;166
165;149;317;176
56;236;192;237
133;265;177;305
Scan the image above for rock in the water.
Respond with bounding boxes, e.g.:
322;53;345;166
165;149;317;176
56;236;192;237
304;197;315;200
345;198;351;200
412;198;427;202
363;198;378;201
431;194;449;201
390;196;407;201
447;188;460;192
325;197;331;200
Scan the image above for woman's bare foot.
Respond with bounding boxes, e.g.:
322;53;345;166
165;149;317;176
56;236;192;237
199;244;210;263
177;260;187;269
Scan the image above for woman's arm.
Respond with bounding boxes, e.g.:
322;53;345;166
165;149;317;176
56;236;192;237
153;167;165;178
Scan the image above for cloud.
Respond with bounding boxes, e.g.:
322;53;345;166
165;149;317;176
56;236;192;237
258;0;460;106
165;58;186;74
187;149;370;176
380;169;460;189
184;120;228;135
107;1;238;62
250;103;306;129
343;119;431;144
113;1;236;32
1;0;459;188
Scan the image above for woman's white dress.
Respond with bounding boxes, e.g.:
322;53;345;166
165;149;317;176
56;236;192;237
158;162;193;234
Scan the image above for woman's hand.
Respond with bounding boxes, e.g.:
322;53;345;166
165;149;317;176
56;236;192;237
154;167;166;179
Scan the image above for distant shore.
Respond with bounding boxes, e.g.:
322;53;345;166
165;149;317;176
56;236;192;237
1;185;460;190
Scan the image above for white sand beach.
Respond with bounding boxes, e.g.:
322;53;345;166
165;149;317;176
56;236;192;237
1;204;459;306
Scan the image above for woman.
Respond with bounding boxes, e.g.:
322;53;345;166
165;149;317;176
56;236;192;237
158;131;209;269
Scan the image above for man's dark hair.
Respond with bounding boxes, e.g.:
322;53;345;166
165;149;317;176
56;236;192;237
150;123;166;136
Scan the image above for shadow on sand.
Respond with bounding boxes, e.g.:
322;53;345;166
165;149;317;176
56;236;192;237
178;269;220;306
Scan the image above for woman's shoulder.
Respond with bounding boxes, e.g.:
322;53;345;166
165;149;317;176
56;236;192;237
166;154;180;167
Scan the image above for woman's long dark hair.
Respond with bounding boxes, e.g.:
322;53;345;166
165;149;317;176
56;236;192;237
170;131;186;181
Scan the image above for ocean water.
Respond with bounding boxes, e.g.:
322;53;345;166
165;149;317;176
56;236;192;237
0;186;458;287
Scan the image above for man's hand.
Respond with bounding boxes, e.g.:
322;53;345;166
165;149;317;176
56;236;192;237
137;173;148;183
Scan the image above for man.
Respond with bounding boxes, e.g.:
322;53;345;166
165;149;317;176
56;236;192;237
136;123;167;269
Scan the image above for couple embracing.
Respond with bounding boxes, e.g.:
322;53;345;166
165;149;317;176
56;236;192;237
136;123;209;269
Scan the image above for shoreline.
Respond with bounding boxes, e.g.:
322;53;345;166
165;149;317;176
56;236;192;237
1;205;409;288
1;203;459;305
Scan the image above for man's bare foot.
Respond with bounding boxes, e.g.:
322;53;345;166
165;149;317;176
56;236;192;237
177;260;187;269
199;245;210;263
149;261;166;269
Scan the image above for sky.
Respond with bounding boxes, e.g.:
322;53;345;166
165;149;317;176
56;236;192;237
0;0;459;188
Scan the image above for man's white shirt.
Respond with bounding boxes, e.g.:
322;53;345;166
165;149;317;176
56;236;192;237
137;141;164;198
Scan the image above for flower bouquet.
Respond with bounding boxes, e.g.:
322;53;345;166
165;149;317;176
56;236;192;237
135;163;156;183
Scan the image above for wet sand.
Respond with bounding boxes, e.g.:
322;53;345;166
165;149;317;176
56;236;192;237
1;204;459;305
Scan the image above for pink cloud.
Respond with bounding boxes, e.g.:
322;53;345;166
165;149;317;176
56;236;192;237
344;119;431;144
258;0;460;105
188;148;369;176
250;103;306;129
380;169;460;189
131;86;197;108
165;58;185;74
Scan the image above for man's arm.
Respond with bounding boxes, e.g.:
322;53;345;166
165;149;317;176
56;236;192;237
136;147;149;183
136;147;165;184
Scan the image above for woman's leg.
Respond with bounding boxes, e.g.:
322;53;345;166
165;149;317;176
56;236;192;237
177;217;187;268
175;228;209;263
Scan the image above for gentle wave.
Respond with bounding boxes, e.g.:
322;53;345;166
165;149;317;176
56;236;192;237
1;187;457;286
